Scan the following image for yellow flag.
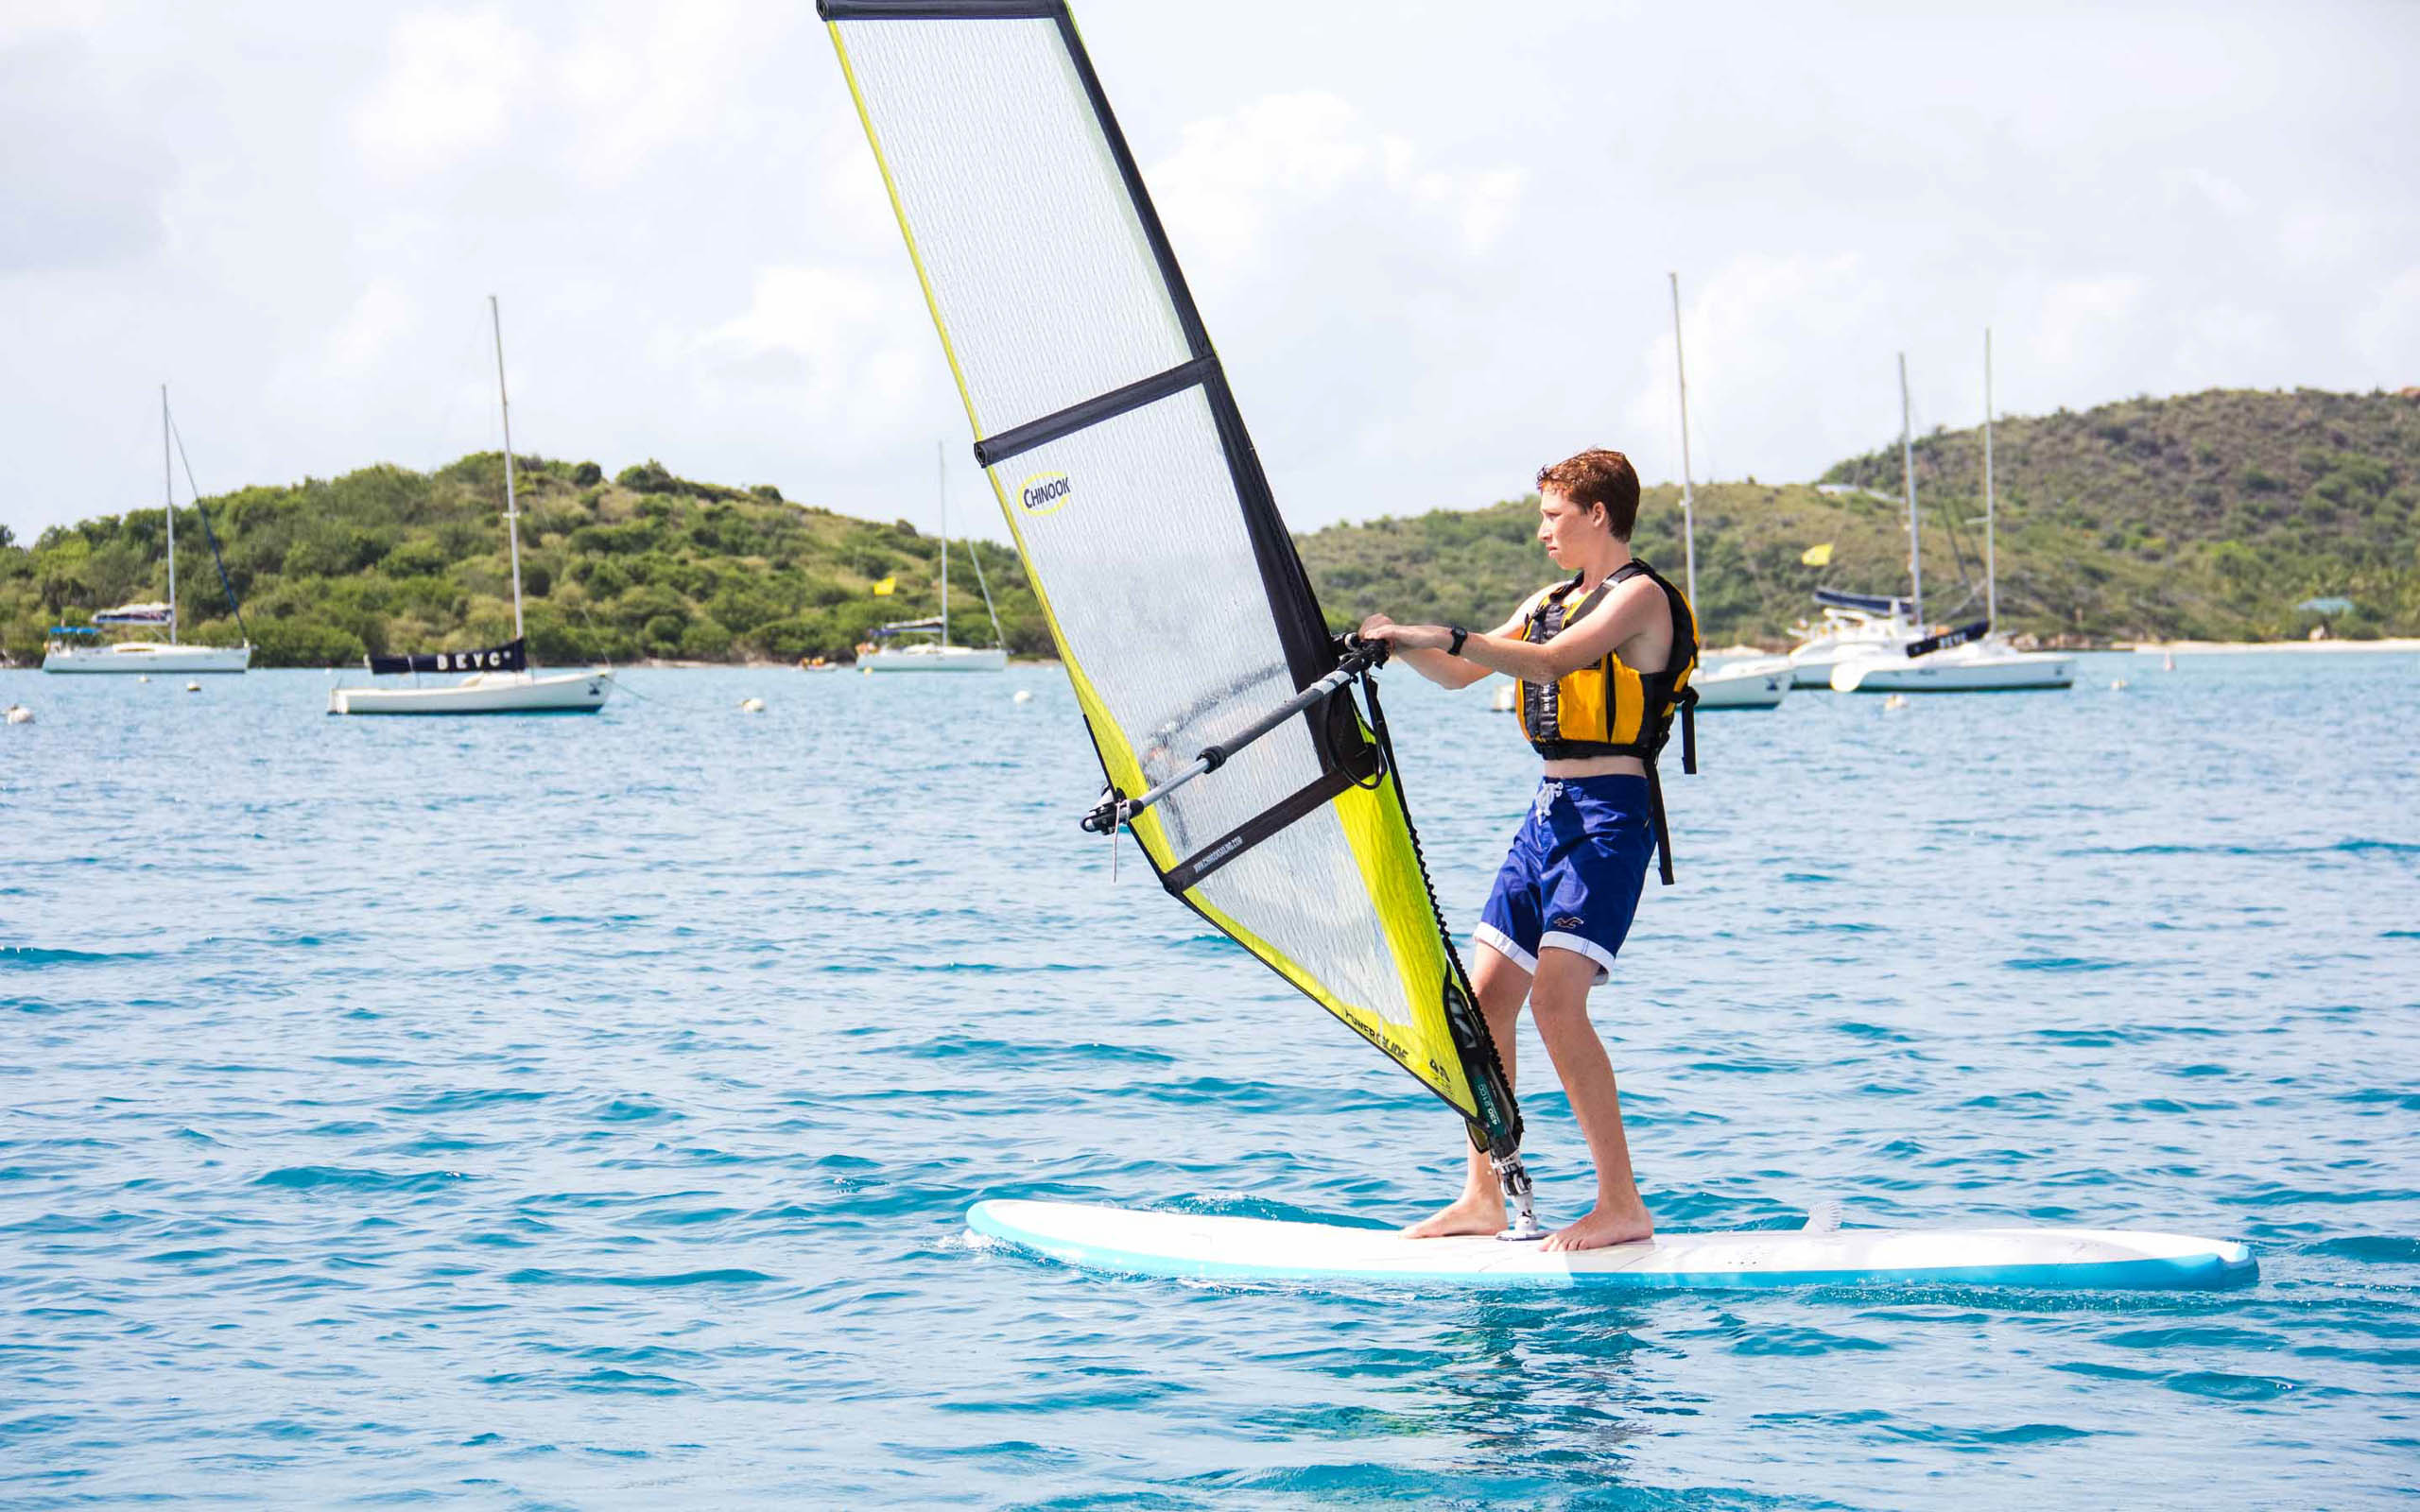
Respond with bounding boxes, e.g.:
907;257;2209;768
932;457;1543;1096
1801;542;1834;567
872;576;896;596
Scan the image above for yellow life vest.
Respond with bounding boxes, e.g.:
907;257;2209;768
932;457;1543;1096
1512;560;1701;882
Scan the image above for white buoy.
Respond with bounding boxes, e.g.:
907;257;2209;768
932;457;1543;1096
184;680;201;692
137;675;151;684
4;704;31;725
1012;689;1034;704
740;696;766;713
1883;694;1910;712
1490;682;1517;712
2110;679;2129;691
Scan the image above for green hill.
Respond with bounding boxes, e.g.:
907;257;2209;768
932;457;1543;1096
7;387;2414;666
1;455;1046;665
1303;387;2420;644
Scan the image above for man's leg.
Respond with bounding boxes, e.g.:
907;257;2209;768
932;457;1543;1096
1530;945;1654;1252
1401;942;1529;1238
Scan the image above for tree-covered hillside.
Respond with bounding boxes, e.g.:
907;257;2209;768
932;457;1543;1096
1304;387;2420;644
1;455;1046;666
8;388;2414;664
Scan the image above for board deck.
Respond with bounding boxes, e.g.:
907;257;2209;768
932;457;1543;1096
967;1200;2256;1292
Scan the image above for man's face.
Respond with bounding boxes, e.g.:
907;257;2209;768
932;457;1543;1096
1537;487;1602;567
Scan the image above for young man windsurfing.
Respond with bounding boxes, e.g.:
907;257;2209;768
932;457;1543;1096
1357;449;1697;1252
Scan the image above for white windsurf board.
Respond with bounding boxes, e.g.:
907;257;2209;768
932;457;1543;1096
967;1199;2255;1292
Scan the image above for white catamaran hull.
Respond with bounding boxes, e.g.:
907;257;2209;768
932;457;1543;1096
1830;646;2075;694
969;1200;2255;1292
1788;630;1920;688
43;642;252;674
1693;659;1791;709
859;644;1007;673
327;669;613;714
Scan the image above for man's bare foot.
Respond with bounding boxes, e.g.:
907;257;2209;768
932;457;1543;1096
1540;1203;1653;1252
1402;1192;1506;1239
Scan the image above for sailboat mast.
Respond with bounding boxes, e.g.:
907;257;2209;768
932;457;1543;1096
1898;352;1922;629
1668;273;1698;608
937;439;950;650
1982;328;1996;629
162;386;178;644
490;295;526;642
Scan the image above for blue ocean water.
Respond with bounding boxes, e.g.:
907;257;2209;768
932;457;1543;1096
3;653;2415;1508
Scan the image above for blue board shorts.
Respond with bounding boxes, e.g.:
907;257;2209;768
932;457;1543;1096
1475;774;1656;985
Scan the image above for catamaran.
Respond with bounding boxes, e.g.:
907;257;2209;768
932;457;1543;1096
1831;336;2074;695
328;298;613;715
43;388;252;675
859;442;1007;671
1782;590;1922;689
821;0;2246;1290
1665;272;1789;710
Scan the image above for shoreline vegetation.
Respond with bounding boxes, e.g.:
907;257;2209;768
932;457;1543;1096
5;387;2413;667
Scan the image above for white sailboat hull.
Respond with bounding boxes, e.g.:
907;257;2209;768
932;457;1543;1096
327;669;614;714
859;644;1007;673
1831;646;2075;693
1693;658;1791;709
44;642;252;674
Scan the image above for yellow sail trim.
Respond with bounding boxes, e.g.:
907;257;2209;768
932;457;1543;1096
831;26;984;437
1331;767;1477;1112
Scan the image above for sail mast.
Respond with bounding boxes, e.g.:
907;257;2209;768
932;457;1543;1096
1898;352;1922;629
1982;328;1996;630
1668;272;1698;609
162;385;178;644
491;295;526;642
937;439;950;650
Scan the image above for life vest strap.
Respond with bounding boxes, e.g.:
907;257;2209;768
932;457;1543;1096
1644;760;1676;887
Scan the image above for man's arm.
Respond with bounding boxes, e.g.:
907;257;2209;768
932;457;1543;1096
1364;578;1661;685
1362;596;1537;690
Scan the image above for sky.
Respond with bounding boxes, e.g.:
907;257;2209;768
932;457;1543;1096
6;0;2416;544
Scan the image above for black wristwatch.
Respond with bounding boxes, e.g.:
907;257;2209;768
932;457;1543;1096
1446;626;1469;657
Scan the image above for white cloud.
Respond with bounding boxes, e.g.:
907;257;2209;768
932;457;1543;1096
1150;93;1372;275
1622;254;1892;485
694;265;939;455
1149;92;1524;280
2352;266;2420;378
353;11;534;173
559;2;784;184
328;279;419;372
2035;276;2144;369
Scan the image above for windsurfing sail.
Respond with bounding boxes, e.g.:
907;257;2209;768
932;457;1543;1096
821;0;1519;1156
368;637;526;676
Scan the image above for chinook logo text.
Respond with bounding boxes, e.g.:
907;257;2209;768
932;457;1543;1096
1018;472;1073;516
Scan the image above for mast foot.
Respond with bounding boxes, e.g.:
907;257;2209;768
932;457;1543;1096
1492;1152;1545;1242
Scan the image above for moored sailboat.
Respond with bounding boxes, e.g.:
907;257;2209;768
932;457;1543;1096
43;388;252;675
1831;335;2073;694
1665;272;1789;710
859;442;1007;671
328;298;613;715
